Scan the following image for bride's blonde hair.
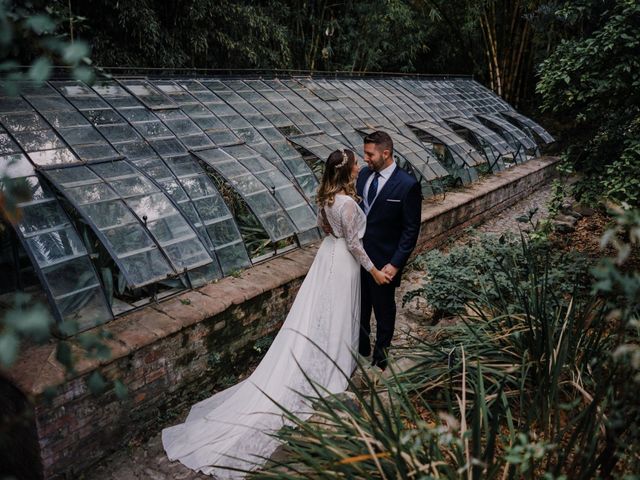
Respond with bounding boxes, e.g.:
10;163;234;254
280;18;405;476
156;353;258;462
316;149;359;207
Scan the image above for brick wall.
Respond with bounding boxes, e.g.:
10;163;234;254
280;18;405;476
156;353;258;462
3;157;558;479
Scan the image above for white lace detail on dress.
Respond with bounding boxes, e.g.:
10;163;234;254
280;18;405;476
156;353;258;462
319;195;374;272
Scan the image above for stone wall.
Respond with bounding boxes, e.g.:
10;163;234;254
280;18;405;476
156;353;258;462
2;157;557;479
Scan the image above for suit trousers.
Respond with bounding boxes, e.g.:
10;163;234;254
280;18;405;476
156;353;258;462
359;268;397;368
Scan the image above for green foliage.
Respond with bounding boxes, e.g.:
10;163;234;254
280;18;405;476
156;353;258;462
0;293;52;367
536;0;640;207
403;232;590;319
255;218;640;479
0;2;98;94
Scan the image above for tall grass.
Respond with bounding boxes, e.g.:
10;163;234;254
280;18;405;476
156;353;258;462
250;229;639;479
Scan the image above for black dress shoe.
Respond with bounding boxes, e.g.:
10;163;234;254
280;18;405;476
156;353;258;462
358;347;371;357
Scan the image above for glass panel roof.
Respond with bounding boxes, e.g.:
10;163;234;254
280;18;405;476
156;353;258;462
500;110;555;144
1;75;551;323
477;113;538;151
194;147;296;242
409;120;486;168
445;117;515;157
1;155;112;331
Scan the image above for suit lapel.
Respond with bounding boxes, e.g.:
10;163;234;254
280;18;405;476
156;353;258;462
368;167;401;217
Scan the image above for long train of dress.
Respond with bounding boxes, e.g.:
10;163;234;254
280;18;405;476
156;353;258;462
162;234;361;478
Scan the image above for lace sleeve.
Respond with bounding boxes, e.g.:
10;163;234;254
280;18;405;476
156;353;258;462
339;199;375;272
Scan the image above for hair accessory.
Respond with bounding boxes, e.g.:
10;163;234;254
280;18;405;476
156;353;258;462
335;148;349;168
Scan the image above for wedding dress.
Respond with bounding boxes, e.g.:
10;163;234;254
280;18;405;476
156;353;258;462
162;194;373;478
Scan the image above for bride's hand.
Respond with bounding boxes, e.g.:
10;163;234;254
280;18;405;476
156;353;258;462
371;268;392;285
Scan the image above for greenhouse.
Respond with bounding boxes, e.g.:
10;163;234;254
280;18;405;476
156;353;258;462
0;75;553;334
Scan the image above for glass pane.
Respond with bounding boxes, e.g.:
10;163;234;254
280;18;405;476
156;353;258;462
27;227;86;267
57;126;103;145
28;148;78;166
43;257;99;298
56;286;111;331
0;153;33;178
41;110;88;128
119;248;174;286
98;124;140;143
131;157;173;179
18;201;67;235
180;134;213;149
46;165;99;186
73;143;119;161
165;156;201;176
158;179;188;202
104;223;154;255
180;175;217;199
246;191;279;215
287;204;316;230
147;214;193;243
149;138;186;157
91;161;137;179
113;141;155;160
193;196;228;221
206;218;242;247
83;200;136;229
127;193;177;222
82;108;122;125
14;130;65;151
206;130;239;146
233;174;265;194
119;108;157;123
163;238;211;269
0;134;19;154
66;183;117;205
217;243;250;274
178;201;200;224
215;161;247;177
262;211;295;239
134;121;171;138
110;176;158;197
188;262;222;287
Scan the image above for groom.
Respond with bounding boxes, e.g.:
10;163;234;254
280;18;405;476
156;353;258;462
357;131;422;370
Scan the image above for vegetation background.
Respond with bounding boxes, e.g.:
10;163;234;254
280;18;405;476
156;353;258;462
0;1;638;478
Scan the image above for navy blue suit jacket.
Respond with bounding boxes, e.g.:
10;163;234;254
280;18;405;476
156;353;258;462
357;165;422;287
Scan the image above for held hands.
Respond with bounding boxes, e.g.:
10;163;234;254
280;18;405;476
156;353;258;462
371;267;393;285
381;263;399;280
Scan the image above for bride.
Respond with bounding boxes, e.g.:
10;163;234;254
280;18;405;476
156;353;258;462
162;148;391;478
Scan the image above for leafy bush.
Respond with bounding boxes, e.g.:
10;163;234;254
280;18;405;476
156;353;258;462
536;0;640;207
403;232;590;320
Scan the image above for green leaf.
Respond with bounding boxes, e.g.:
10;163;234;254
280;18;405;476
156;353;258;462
25;14;57;34
12;307;52;342
73;65;95;84
57;319;79;337
56;341;74;371
63;41;90;64
87;371;108;395
0;332;19;367
113;379;128;400
27;57;52;83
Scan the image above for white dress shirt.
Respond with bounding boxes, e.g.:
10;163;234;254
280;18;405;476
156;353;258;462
363;161;397;213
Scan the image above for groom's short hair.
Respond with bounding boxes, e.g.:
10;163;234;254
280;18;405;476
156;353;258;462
364;130;393;154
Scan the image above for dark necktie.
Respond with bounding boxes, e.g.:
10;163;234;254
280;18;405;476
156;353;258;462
367;172;380;207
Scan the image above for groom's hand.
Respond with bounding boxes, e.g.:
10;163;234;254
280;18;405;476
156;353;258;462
382;264;399;280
